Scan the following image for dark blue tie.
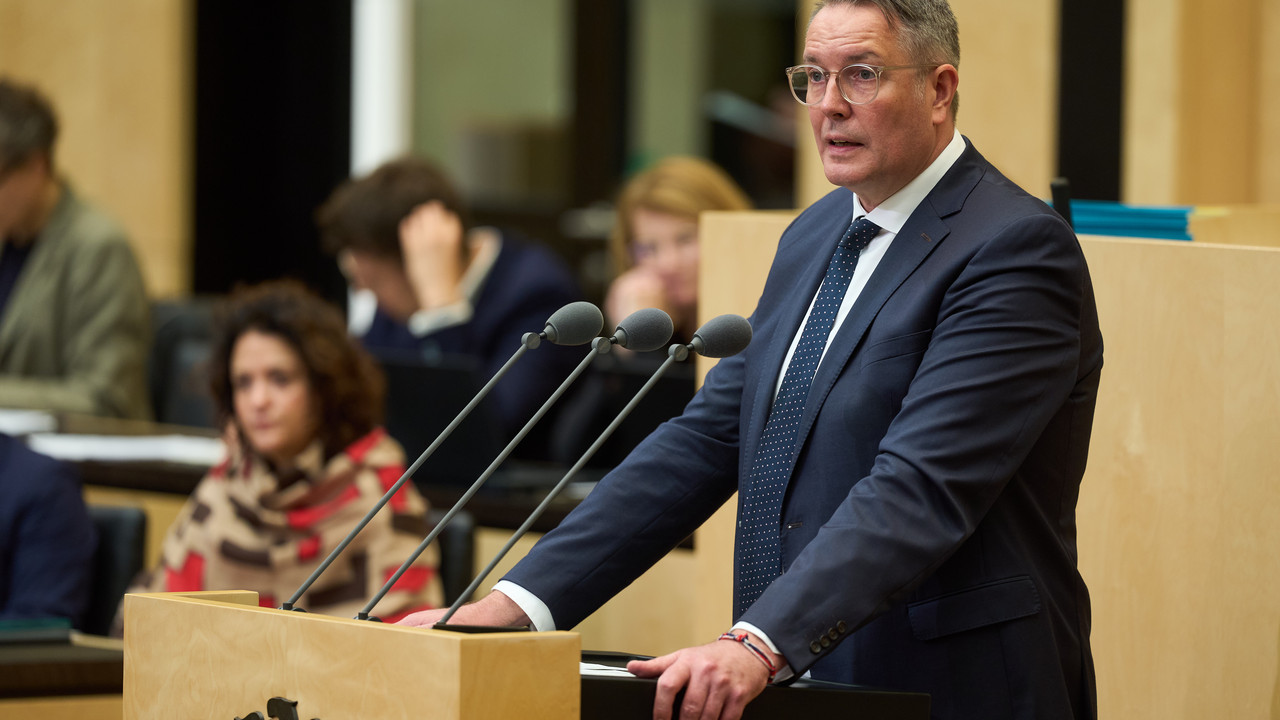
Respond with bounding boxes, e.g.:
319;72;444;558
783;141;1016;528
734;216;880;618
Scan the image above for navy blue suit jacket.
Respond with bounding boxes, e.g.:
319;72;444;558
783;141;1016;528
505;141;1101;720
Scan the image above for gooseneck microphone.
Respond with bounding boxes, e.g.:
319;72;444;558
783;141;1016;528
434;314;752;627
279;301;602;612
687;313;753;359
359;307;675;620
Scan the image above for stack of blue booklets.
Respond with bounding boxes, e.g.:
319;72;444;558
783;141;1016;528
1052;199;1193;241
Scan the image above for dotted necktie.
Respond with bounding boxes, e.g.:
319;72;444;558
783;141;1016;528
734;217;880;618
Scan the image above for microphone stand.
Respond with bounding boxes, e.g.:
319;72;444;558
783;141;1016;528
434;342;693;629
358;336;615;621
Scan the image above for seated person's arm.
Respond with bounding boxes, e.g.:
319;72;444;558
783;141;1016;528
1;461;95;623
0;236;149;418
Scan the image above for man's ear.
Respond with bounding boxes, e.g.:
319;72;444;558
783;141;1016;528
930;64;959;123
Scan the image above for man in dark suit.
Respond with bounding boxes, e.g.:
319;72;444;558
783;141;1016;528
402;2;1101;718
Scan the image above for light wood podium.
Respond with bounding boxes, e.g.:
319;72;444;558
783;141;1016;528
122;591;580;720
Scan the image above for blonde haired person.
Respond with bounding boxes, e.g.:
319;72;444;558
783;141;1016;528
605;157;751;339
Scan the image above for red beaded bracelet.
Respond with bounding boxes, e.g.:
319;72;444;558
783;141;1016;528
718;631;779;683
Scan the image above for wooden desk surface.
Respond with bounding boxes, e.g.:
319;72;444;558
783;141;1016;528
0;639;123;699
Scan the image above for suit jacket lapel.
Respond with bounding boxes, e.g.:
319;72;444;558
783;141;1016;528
788;146;986;473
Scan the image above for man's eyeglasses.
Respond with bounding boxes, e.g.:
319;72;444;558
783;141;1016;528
784;63;939;106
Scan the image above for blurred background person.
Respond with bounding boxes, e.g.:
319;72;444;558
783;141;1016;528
551;157;752;471
0;432;95;625
0;77;150;419
605;156;752;342
125;281;440;620
316;157;582;441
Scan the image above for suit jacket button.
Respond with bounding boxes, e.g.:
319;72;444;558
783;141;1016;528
836;621;847;634
827;628;839;641
809;641;822;654
820;636;831;648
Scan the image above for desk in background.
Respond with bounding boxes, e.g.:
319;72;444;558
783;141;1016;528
0;630;123;720
25;412;698;659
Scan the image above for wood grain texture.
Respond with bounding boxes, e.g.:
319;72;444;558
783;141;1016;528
123;593;580;720
1078;236;1280;719
0;695;123;720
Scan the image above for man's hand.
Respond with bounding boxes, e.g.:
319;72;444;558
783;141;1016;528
626;634;774;720
399;201;468;311
397;590;530;629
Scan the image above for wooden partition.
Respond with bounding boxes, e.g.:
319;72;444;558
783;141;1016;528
696;210;1280;718
1077;235;1280;718
1188;204;1280;249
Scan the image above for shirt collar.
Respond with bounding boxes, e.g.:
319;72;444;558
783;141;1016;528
853;128;966;231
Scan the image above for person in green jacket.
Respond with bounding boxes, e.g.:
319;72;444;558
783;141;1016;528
0;76;150;420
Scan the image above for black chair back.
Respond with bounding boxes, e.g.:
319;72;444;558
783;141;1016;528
148;299;217;428
426;508;476;607
83;505;147;636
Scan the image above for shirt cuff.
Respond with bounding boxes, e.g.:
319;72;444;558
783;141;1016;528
407;300;474;337
492;580;556;632
731;621;794;683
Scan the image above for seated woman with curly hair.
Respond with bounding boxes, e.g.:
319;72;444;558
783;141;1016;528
126;280;441;620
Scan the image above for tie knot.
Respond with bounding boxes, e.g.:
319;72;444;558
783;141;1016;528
841;217;880;254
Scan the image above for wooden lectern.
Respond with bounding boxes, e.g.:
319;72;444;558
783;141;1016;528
123;591;580;719
124;591;930;719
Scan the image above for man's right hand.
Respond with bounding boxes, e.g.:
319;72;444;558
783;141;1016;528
397;590;530;629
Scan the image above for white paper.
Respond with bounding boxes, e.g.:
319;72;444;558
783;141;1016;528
0;409;58;436
26;433;226;466
579;662;638;678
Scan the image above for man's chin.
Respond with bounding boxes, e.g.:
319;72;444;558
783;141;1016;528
821;160;870;191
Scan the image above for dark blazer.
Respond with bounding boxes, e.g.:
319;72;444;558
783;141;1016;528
0;433;97;625
505;140;1101;720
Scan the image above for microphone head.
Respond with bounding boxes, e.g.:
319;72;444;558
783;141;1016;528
612;308;673;352
690;314;752;358
543;301;603;345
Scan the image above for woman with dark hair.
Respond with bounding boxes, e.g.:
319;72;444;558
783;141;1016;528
126;280;441;620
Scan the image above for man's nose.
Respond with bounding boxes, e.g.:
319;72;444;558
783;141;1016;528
818;76;850;115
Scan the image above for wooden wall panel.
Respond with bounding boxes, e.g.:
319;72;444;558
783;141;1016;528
1126;0;1278;205
1078;236;1280;718
0;0;193;297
